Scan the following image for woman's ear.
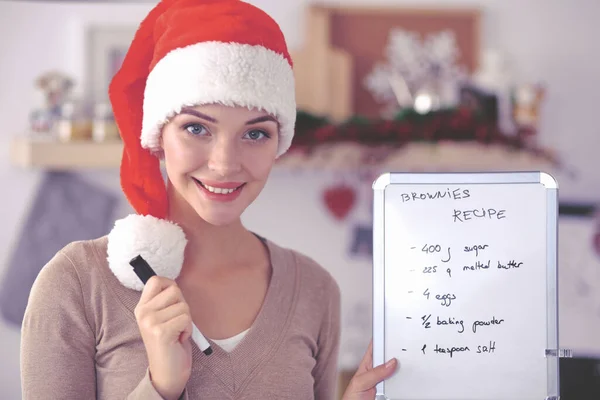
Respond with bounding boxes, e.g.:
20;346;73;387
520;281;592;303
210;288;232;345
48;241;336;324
157;126;167;158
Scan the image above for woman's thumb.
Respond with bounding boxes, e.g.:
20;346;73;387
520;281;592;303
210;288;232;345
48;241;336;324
351;358;398;392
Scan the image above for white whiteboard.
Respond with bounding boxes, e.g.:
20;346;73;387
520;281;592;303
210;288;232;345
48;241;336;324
372;172;560;400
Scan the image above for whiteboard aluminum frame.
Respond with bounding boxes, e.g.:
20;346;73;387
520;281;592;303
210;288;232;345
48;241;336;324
372;171;560;400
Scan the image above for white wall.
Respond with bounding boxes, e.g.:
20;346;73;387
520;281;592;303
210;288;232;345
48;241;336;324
1;0;600;398
0;4;152;397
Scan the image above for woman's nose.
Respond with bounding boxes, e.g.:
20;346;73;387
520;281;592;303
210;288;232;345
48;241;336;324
207;136;242;177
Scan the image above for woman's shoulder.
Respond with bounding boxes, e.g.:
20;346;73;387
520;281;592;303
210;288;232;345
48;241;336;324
31;236;110;297
265;238;340;298
49;236;108;274
60;235;109;258
25;237;111;329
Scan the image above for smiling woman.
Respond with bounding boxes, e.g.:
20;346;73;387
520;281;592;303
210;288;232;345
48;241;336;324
19;1;396;399
161;104;280;227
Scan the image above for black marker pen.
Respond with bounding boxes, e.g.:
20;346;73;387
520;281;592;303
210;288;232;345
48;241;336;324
129;255;213;356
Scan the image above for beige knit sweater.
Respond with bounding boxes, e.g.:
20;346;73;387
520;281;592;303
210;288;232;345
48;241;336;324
21;236;341;399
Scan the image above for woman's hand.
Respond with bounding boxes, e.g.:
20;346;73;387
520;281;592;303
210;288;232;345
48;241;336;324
342;340;398;400
134;276;193;400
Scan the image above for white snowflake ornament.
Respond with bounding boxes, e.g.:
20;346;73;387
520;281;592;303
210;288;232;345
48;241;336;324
364;28;467;117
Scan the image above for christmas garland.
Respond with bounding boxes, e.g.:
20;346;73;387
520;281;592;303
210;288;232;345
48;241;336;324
293;107;531;147
289;107;560;166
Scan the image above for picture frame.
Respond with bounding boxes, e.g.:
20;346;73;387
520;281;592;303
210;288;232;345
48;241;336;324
85;25;136;102
292;5;481;120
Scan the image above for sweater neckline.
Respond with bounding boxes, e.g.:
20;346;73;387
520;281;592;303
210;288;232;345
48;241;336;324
93;235;299;394
190;238;299;392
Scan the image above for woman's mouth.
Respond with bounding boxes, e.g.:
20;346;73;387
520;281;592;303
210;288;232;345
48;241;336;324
192;178;245;201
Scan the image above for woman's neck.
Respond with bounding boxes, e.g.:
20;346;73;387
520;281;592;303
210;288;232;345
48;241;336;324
166;183;260;276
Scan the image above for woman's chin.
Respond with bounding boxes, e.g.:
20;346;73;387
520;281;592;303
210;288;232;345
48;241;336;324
192;206;243;227
204;216;240;227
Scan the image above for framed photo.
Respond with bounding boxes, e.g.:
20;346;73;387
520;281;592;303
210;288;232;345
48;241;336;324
86;25;136;102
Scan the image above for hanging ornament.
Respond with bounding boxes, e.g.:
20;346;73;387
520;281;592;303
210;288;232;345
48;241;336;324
323;184;356;221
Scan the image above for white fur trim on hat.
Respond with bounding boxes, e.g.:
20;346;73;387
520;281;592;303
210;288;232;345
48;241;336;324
106;214;187;291
142;41;296;157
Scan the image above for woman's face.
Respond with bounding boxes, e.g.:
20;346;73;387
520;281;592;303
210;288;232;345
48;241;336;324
160;103;279;226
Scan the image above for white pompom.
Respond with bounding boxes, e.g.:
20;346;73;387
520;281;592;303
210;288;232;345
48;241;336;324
106;214;188;291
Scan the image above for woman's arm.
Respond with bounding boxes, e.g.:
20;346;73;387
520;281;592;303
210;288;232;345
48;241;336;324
21;251;97;399
313;278;342;400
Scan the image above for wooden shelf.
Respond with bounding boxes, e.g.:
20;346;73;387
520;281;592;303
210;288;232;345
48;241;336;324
10;136;561;174
10;136;123;169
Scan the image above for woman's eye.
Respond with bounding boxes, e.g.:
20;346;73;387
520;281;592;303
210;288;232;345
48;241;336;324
184;123;208;136
245;129;269;141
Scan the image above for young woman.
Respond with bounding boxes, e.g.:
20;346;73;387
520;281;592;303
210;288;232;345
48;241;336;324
20;1;397;399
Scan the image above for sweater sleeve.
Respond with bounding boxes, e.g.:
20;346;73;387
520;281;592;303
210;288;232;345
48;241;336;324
313;278;342;400
21;250;97;399
128;369;189;400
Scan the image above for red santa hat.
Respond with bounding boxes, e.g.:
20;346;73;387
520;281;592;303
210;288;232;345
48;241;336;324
106;0;295;289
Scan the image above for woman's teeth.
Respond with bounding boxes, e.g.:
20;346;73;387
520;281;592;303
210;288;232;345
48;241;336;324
199;182;241;194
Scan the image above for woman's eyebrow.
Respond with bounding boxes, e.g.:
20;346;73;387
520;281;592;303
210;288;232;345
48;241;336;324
180;107;217;123
179;107;278;126
245;115;278;125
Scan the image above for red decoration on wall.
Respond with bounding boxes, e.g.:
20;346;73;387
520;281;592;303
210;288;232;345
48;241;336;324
323;184;356;220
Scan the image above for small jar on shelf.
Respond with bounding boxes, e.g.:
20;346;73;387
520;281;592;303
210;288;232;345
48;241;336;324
92;102;120;142
55;100;92;142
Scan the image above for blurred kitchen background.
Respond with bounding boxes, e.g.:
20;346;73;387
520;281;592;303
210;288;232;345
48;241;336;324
1;0;600;398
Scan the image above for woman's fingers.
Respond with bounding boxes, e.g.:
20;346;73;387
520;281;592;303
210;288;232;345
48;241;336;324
160;313;193;343
145;284;185;311
136;277;184;319
134;276;192;345
349;358;398;393
138;276;176;305
153;301;191;325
